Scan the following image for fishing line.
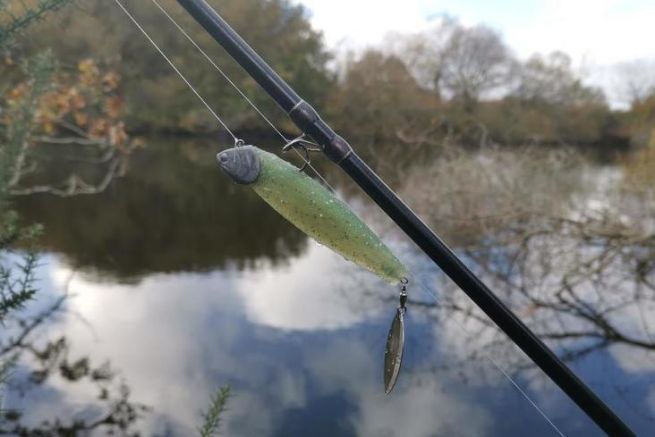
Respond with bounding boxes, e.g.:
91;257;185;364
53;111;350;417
149;0;289;143
147;0;336;191
112;0;238;143
113;0;564;433
117;0;331;189
407;267;567;436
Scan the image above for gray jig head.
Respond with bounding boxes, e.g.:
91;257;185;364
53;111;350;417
217;145;261;184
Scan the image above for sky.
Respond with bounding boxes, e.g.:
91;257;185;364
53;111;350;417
294;0;655;106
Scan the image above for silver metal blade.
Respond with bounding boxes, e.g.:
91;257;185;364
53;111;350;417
384;307;405;394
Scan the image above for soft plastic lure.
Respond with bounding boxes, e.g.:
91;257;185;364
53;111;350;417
217;145;408;393
217;145;407;283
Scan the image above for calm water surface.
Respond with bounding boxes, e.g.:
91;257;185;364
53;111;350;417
5;138;655;436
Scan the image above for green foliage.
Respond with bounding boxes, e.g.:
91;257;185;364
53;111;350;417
486;51;611;145
0;0;71;48
0;41;55;331
512;52;603;106
198;386;231;437
623;93;655;147
622;96;655;187
333;29;615;149
3;0;648;151
476;96;611;146
0;170;38;431
0;1;56;154
328;50;436;147
0;356;12;412
18;0;333;132
0;218;40;321
0;0;69;415
0;50;56;202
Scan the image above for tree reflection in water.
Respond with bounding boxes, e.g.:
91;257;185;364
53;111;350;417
3;136;310;435
0;290;148;435
6;139;655;433
13;137;309;282
460;213;655;360
388;146;655;373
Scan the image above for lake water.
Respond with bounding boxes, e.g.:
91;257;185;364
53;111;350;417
3;137;654;435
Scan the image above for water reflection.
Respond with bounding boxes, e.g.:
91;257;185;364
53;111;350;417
4;138;655;435
6;256;569;436
0;258;147;435
13;138;308;281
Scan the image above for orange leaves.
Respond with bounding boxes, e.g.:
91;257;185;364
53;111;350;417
33;86;87;135
6;83;28;105
73;111;88;127
108;122;128;148
88;119;128;147
45;86;87;117
88;118;109;139
104;96;123;120
102;71;120;93
78;58;100;86
40;120;56;135
3;57;130;148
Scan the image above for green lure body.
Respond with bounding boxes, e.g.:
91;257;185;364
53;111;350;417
253;148;407;284
218;146;407;284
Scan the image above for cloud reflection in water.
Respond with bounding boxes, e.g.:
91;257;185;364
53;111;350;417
3;245;574;436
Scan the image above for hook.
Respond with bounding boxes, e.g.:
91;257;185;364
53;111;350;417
282;135;321;172
234;138;246;148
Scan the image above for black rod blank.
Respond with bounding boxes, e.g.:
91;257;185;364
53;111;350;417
176;0;635;434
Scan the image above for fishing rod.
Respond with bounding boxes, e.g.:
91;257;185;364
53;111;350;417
116;0;560;411
170;1;635;434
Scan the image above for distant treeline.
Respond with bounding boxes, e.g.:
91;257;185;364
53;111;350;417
11;0;655;152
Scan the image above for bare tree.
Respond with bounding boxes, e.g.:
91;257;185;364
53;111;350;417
386;16;459;95
390;19;513;110
438;24;514;110
614;59;655;107
394;145;655;370
513;51;605;107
